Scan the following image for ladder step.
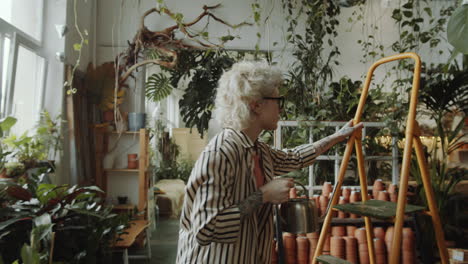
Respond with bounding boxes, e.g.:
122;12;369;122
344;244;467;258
316;255;352;264
333;200;425;219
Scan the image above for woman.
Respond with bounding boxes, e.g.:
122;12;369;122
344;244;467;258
176;61;362;263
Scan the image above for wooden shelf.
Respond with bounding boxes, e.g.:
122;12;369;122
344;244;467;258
105;169;139;172
113;204;135;210
94;127;151;217
104;167;153;173
106;130;149;135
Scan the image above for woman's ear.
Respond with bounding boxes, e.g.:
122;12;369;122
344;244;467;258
249;100;261;115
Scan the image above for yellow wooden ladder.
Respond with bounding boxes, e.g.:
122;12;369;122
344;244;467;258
312;52;449;264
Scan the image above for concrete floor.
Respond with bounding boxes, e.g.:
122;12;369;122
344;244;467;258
118;217;180;264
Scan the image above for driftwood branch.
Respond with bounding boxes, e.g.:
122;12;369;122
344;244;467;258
116;3;251;87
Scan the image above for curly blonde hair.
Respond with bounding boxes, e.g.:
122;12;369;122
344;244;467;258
213;61;283;130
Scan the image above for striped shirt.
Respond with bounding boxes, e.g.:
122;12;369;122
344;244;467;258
176;128;320;264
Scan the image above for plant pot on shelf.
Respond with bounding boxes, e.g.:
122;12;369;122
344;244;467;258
128;112;146;131
103;110;114;123
117;196;128;205
127;154;138;169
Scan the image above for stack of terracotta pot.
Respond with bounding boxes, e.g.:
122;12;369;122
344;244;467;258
272;180;416;263
272;225;416;264
310;179;399;220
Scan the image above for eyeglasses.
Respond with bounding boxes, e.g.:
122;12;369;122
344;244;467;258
263;96;285;109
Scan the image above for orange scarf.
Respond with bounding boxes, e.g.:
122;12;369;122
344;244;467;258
253;152;265;188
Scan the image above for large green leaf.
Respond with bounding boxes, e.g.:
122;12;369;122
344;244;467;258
0;116;17;137
0;217;31;231
447;4;468;54
20;244;40;264
145;72;173;102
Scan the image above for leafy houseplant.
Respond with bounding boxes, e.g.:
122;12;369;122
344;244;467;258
35;110;66;170
408;64;468;259
0;172;129;264
3;162;26;179
0;117;17;175
146;49;241;136
3;132;46;170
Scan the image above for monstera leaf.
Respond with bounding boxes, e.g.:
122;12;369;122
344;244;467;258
447;3;468;54
145;72;173;102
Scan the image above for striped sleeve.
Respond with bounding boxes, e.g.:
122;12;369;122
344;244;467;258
191;150;241;246
269;143;319;176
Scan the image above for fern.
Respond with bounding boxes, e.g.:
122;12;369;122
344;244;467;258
145;73;173;102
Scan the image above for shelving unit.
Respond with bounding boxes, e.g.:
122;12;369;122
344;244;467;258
94;126;151;217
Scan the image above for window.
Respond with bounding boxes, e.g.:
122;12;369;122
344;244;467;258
0;0;43;42
0;0;45;136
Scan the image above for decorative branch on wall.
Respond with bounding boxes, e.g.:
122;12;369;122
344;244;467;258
116;4;251;87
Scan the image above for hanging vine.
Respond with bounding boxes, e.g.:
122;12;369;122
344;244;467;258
280;0;342;117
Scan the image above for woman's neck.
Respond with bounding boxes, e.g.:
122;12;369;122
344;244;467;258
241;126;263;143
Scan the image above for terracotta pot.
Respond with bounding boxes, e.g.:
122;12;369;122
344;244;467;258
330;236;345;258
377;191;390;201
283;233;297;264
331;226;346;237
384;226;394;262
344;236;358;264
296;236;309;264
372;179;385;199
374;227;385;241
402;228;415;250
374;238;386;254
349;191;361;218
346;225;357;237
127;153;138;169
342;187;351;200
289;187;297;198
358;243;370;264
322;182;333;197
354;228;367;244
103;110;114;122
323;233;331;252
338;196;349;218
319;195;329;217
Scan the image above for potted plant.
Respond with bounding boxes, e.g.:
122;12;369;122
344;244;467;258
34;110;66;171
3;162;26;179
0;116;17;177
0;172;130;263
3;132;46;170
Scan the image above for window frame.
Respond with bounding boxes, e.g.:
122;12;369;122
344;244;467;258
0;16;47;126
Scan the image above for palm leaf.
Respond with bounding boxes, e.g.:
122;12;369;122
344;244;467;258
145;73;173;102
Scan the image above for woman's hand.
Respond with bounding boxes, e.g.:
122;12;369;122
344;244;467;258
259;178;294;204
335;120;364;141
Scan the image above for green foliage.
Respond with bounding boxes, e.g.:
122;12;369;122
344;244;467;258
155;158;194;183
35;111;65;164
153;127;194;183
178;52;235;136
0;173;129;264
145;73;173;102
3;132;46;169
146;49;264;136
447;4;468;54
4;162;26;178
0;117;16;172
